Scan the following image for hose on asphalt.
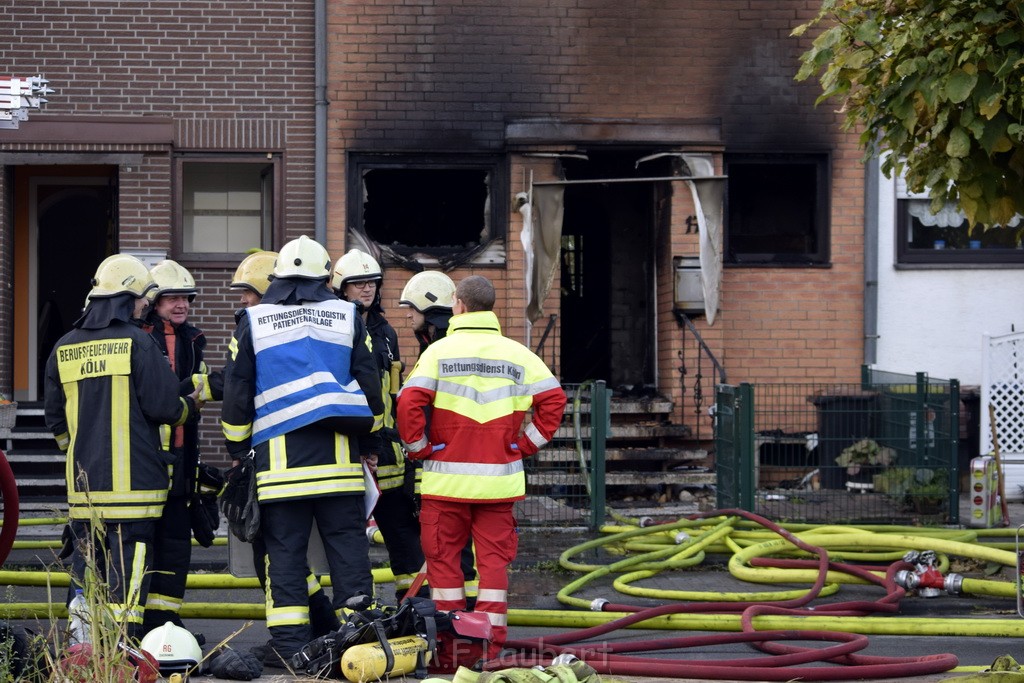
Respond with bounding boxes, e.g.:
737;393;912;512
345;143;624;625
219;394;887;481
5;505;1020;680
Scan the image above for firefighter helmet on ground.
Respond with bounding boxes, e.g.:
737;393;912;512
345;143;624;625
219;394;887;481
149;259;198;302
230;251;278;296
140;622;202;674
273;235;331;280
88;254;156;299
331;248;383;291
399;271;455;313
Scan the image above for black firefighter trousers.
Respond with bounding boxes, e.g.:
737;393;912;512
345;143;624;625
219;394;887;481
262;494;372;657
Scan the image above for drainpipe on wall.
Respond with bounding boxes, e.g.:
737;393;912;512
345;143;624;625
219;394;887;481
314;0;327;243
864;153;880;365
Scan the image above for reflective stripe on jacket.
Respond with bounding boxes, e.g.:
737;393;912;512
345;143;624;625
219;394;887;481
221;294;386;503
248;299;374;446
365;310;405;491
44;322;190;521
396;310;567;503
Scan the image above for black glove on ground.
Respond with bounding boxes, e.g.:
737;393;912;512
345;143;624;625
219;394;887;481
204;647;263;681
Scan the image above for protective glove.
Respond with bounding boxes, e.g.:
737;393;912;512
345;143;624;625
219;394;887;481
190;493;218;548
197;462;225;497
58;524;75;560
220;458;252;527
204;647;263;681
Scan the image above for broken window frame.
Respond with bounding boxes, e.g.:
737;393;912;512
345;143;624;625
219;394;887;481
723;152;831;266
346;153;508;270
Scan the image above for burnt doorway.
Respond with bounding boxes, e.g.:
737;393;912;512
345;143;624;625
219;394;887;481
559;150;661;390
14;167;116;400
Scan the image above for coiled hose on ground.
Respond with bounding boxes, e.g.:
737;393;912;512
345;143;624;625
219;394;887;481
5;495;1023;679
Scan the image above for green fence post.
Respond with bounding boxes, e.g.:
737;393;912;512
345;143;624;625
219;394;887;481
738;383;755;511
949;379;960;525
915;372;927;469
590;380;608;530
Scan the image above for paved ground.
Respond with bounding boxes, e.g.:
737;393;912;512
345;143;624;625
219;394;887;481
4;495;1024;682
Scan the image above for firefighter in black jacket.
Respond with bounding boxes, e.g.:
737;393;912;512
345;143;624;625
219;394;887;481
44;253;201;641
227;250;342;656
140;259;222;636
332;248;425;602
221;236;385;665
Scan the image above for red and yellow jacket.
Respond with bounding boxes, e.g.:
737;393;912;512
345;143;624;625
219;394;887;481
396;310;566;503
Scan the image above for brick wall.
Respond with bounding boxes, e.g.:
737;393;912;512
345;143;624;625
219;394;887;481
329;0;862;395
3;1;317;462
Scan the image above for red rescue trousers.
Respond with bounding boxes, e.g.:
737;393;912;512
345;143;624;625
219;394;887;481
419;498;517;659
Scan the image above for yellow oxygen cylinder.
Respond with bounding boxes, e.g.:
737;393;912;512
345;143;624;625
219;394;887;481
340;635;429;683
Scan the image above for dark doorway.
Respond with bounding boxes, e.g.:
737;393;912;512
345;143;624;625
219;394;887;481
559;150;662;389
33;173;116;394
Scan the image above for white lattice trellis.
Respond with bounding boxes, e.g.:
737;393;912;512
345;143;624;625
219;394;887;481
982;332;1024;456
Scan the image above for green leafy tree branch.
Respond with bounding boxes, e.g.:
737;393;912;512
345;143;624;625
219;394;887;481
794;0;1024;227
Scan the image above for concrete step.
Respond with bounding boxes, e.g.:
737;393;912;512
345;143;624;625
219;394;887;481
527;470;716;487
537;447;708;464
553;422;690;441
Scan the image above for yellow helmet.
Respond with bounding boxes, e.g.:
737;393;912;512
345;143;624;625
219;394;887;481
88;254;156;299
399;271;455;313
331;249;383;291
149;259;197;302
274;235;331;280
231;251;278;296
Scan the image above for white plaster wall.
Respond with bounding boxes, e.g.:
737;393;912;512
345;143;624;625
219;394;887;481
874;170;1024;386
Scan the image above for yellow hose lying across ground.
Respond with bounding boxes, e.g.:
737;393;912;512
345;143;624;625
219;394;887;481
0;567;398;588
3;601;1024;639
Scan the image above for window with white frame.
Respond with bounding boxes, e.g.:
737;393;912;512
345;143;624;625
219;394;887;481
174;156;278;262
896;175;1024;264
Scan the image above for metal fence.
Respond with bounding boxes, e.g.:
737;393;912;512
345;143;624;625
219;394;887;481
519;380;608;529
716;368;960;524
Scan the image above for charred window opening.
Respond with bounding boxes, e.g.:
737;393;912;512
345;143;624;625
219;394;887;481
348;155;507;269
725;153;830;266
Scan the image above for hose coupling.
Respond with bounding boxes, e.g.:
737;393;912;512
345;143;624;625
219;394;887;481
551;654;579;666
895;550;955;598
638;517;655;528
590;598;609;612
674;531;691;545
366;526;379;543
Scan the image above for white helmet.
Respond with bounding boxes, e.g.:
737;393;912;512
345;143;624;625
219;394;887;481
274;235;331;280
149;259;198;302
399;271;455;313
88;254;156;300
140;622;202;674
331;249;383;292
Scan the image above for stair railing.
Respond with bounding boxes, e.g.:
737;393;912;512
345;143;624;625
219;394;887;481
533;313;558;372
676;312;726;442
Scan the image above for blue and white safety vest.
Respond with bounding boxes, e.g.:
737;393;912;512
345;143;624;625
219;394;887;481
247;299;373;446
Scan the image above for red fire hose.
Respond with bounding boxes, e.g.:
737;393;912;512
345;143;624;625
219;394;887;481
0;447;19;565
499;509;959;681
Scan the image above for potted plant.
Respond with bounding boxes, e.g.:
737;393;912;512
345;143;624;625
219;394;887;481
835;438;896;483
